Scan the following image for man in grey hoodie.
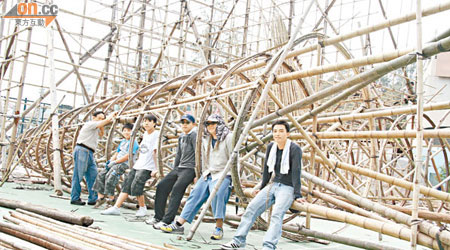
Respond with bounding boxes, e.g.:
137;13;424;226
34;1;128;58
161;114;233;241
147;114;197;229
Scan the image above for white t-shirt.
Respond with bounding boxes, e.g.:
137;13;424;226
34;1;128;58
133;130;159;171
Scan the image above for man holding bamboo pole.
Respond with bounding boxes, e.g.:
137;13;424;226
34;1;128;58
221;120;305;250
70;110;117;206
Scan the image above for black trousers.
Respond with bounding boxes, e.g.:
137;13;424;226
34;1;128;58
154;168;196;224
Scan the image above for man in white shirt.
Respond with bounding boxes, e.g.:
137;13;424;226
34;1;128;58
71;110;116;206
102;114;158;217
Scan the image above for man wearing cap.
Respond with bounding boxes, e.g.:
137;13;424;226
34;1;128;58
146;114;198;229
161;114;233;240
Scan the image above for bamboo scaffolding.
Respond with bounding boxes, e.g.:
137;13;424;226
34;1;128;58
301;172;450;244
303;154;450;202
287;129;450;139
3;1;450;249
242;189;441;249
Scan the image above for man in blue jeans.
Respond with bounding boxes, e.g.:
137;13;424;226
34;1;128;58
70;110;116;206
221;120;306;250
161;114;233;240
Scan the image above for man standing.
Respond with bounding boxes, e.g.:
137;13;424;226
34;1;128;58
146;114;197;229
70;110;116;206
221;120;305;250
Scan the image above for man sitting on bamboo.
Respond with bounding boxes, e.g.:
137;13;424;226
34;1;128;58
101;114;159;217
161;114;233;240
146;114;197;229
92;123;139;208
221;120;306;250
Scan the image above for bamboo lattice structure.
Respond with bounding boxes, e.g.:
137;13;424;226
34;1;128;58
1;0;450;249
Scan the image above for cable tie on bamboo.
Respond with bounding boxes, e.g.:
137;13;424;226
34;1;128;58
275;109;282;117
244;140;253;153
272;73;278;83
440;225;450;232
318;41;325;48
416;52;427;60
436;226;447;250
295;223;305;232
312;133;319;140
338;117;343;125
411;218;423;225
333;162;339;173
436;42;448;53
370;155;379;159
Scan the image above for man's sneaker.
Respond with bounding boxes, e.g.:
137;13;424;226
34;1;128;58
87;201;96;205
145;217;160;225
135;206;147;217
211;227;224;240
153;221;166;230
93;198;106;208
160;222;184;234
101;206;120;215
70;199;86;206
221;241;243;249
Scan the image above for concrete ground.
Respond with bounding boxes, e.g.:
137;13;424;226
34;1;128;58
0;182;429;250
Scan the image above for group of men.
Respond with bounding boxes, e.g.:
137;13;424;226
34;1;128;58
70;110;305;250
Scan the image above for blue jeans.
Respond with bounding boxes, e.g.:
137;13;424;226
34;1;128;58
71;145;98;203
180;175;232;223
233;183;294;250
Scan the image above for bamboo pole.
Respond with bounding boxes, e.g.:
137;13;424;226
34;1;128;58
289;226;403;250
0;27;19;176
411;0;425;248
286;129;450;139
54;20;90;104
0;198;93;226
201;1;450;84
301;186;390;223
301;172;450;244
0;220;87;250
244;31;450;152
303;100;450;125
384;204;450;224
0;231;49;250
135;0;146;89
15;209;172;250
48;19;62;195
303;154;450;202
8;211;132;250
103;0;118;96
5;28;32;173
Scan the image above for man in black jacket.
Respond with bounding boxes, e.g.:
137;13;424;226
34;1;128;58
146;114;197;229
221;120;306;250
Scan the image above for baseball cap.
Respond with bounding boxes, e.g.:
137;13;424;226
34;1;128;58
205;115;220;123
180;114;195;123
